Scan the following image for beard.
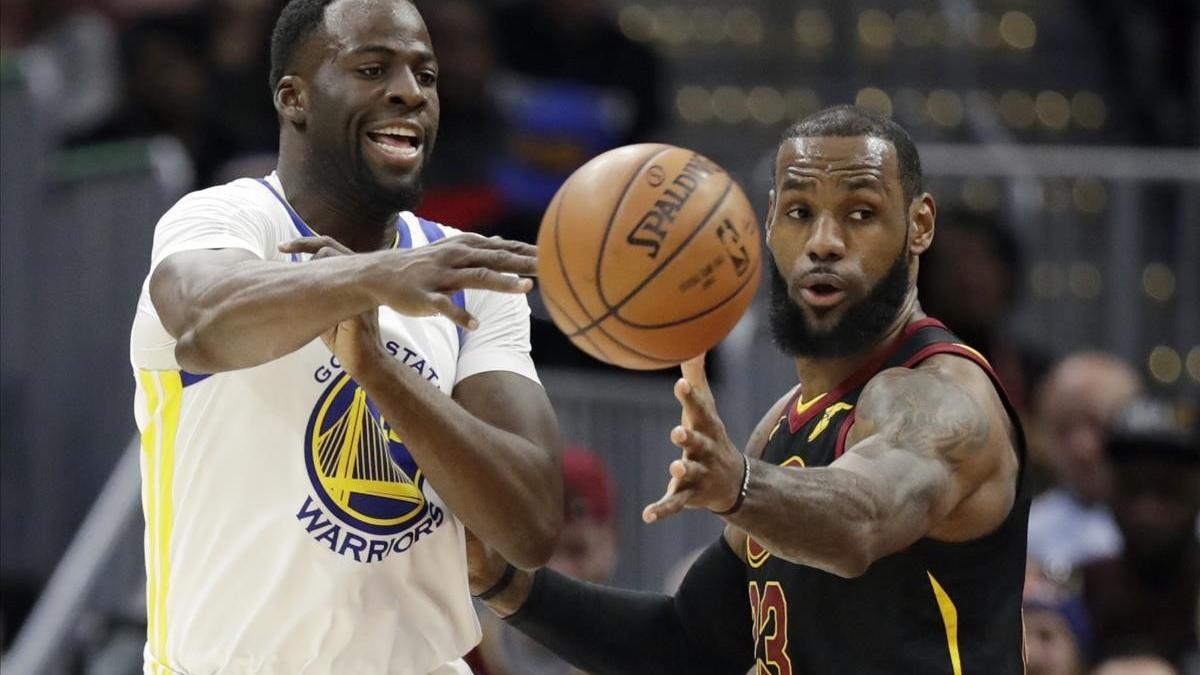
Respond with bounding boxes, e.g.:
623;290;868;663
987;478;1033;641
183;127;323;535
768;248;911;358
349;146;428;214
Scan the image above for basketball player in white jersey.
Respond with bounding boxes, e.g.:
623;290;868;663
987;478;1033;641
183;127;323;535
129;0;563;672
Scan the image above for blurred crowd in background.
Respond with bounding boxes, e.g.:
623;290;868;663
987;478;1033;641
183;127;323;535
0;0;1197;673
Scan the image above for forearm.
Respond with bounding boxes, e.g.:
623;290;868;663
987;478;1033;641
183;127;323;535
170;256;378;372
356;362;560;567
486;542;751;675
724;459;890;577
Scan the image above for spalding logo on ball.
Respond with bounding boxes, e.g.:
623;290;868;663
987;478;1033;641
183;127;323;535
536;144;761;370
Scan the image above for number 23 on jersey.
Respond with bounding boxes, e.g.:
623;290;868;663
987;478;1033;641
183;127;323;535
749;580;792;675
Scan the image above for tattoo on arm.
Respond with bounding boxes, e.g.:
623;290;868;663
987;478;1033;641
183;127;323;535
857;369;992;464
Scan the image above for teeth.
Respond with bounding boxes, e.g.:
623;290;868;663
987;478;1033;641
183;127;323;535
370;137;418;157
372;126;418;139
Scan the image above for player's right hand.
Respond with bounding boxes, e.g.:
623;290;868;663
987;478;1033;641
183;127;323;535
368;233;536;330
279;236;386;377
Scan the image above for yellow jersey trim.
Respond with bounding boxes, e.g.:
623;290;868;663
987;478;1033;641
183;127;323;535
794;392;826;416
139;369;182;672
927;571;962;675
745;457;805;569
807;402;853;442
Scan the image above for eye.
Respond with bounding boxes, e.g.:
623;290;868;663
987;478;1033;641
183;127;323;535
416;70;438;86
785;205;812;221
847;208;875;222
357;64;384;78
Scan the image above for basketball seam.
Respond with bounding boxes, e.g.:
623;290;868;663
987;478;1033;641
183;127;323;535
544;292;680;366
613;259;760;329
544;150;677;368
539;291;615;362
554;146;670;328
568;174;736;337
594;145;676;310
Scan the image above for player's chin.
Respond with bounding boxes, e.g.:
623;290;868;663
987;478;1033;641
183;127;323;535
799;303;848;332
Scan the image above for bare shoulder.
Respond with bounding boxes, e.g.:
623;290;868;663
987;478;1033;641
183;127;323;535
851;354;1014;467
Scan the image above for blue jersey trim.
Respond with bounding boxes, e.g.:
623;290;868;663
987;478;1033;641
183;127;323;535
414;217;466;347
179;370;211;387
256;178;313;261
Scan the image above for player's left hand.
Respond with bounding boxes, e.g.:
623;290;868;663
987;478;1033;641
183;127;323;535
279;236;386;377
643;353;745;523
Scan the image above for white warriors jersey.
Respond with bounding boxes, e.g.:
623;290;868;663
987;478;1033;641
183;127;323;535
130;173;539;674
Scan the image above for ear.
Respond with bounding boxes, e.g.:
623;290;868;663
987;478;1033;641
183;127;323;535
274;75;308;126
908;193;935;255
765;189;777;238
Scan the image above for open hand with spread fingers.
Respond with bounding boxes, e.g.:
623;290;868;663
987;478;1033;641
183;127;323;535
642;353;747;523
292;232;536;331
278;235;385;378
278;232;537;378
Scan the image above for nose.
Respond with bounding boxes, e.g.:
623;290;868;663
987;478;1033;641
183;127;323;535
386;67;426;109
806;211;846;263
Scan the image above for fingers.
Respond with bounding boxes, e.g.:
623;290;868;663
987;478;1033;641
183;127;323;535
279;236;353;257
447;267;535;295
643;477;694;523
448;246;538;278
674;375;723;439
679;354;712;409
448;232;538;258
670;425;717;459
427;293;479;331
679;352;709;389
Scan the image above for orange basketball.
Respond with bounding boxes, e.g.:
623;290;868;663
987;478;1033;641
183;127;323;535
535;144;762;370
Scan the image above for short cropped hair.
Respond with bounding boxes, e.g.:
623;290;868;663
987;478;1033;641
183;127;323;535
269;0;338;90
782;105;923;204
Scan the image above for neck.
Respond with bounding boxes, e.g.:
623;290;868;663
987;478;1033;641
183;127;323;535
792;290;924;399
276;142;399;253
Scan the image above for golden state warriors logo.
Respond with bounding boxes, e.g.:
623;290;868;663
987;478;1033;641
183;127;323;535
303;372;428;536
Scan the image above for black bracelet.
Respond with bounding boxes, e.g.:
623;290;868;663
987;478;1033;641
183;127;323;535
475;563;517;601
714;454;750;516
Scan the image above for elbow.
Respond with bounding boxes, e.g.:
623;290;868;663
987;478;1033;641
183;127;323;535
174;328;224;374
827;548;872;579
825;526;878;579
507;506;562;569
506;448;565;568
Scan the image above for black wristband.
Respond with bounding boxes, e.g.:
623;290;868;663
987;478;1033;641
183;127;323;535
713;454;750;516
475;563;517;601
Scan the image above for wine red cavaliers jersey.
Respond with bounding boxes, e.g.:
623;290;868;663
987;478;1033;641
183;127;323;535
744;318;1029;675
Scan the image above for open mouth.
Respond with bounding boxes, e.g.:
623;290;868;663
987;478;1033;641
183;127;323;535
798;275;847;308
365;126;422;161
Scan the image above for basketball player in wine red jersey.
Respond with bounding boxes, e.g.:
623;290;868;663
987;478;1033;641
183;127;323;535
468;105;1029;674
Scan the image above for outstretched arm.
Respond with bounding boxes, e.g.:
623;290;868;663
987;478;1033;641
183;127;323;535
470;535;753;675
644;354;1018;578
150;233;536;373
463;392;797;669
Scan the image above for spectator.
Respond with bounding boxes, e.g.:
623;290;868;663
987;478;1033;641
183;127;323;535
468;447;617;675
917;209;1048;415
1082;398;1199;667
1027;352;1142;576
1024;559;1090;675
415;0;509;234
77;8;240;186
207;0;287;170
489;0;664;242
